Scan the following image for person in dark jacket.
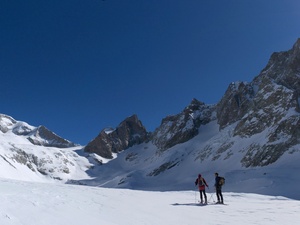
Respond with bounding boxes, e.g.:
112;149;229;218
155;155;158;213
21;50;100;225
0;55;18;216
214;172;224;204
195;174;209;204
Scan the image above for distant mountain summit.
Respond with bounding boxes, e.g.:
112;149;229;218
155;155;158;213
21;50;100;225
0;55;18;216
257;38;300;93
84;100;215;157
84;115;149;158
0;113;89;182
0;114;77;148
152;98;215;151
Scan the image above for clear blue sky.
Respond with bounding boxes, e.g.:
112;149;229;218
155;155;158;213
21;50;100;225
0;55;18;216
1;0;300;145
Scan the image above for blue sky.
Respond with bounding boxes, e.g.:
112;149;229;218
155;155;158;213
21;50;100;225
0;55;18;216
1;0;300;145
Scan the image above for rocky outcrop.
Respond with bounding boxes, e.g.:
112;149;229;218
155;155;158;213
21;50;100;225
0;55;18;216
231;39;300;166
152;98;215;151
27;126;77;148
216;81;255;129
234;78;298;137
255;38;300;96
84;115;149;158
215;39;300;131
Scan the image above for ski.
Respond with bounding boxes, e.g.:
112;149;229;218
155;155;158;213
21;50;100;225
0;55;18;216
214;202;228;205
197;201;228;206
198;201;220;206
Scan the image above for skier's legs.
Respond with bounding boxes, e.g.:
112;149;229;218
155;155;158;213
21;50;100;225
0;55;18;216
203;189;207;202
215;189;220;202
199;190;203;202
216;189;223;203
219;189;223;203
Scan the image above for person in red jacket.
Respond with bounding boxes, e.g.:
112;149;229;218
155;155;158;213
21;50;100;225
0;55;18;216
195;174;209;204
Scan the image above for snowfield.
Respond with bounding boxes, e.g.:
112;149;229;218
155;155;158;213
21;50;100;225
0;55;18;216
0;178;299;225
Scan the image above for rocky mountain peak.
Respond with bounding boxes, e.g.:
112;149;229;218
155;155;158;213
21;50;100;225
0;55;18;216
216;81;255;129
186;98;205;110
216;39;300;130
84;114;149;159
254;38;300;95
152;99;214;151
27;125;77;148
231;39;300;166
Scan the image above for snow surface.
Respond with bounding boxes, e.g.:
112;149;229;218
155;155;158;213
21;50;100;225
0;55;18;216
0;178;299;225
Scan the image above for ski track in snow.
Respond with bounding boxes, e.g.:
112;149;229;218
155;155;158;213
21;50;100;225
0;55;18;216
0;179;299;225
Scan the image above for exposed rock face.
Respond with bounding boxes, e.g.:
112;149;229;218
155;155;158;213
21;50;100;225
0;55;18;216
152;98;215;150
256;38;300;95
215;38;300;167
84;115;149;158
216;81;255;129
234;78;298;138
216;39;300;132
27;126;77;148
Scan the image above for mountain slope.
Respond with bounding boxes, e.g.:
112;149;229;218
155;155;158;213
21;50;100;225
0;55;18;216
0;114;92;182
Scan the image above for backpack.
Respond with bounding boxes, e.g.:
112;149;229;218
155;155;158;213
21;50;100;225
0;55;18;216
219;177;225;186
198;178;205;186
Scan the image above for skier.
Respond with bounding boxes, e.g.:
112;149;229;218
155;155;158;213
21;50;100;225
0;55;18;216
214;172;224;204
195;174;209;204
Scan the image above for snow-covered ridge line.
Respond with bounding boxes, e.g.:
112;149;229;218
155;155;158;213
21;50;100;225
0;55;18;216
0;113;77;148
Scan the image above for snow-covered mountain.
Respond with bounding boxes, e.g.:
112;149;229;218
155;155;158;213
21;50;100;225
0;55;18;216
80;38;300;200
0;114;77;148
0;114;92;182
1;39;300;200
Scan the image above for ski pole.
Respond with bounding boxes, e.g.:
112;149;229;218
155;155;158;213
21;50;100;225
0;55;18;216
194;186;198;203
208;192;215;203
